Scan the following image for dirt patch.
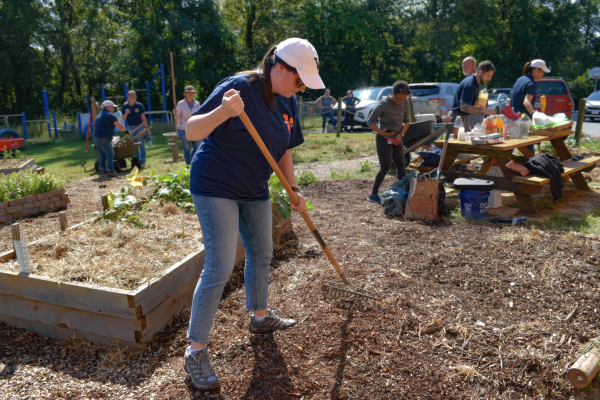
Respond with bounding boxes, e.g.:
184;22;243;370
2;178;600;399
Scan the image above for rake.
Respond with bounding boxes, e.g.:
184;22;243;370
239;111;382;303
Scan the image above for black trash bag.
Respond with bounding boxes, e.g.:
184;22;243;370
429;169;448;217
380;172;416;217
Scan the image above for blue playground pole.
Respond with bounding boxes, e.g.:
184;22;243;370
160;64;167;123
101;84;106;102
146;81;151;121
52;111;58;138
64;121;67;130
86;94;90;114
42;90;51;137
124;83;128;101
21;112;28;140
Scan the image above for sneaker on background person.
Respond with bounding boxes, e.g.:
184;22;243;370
367;192;381;204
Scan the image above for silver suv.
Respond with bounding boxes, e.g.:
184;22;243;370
409;82;459;122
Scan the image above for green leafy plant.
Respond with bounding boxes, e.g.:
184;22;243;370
268;175;313;219
100;186;145;227
149;166;193;211
296;170;318;186
359;160;373;173
0;170;65;202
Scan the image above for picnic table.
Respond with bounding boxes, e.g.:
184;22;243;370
433;125;600;214
163;132;179;162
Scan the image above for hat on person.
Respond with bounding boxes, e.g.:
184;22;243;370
531;59;551;73
184;85;195;93
347;90;353;94
275;38;325;90
102;100;116;108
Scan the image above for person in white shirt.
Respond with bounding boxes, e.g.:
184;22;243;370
174;85;202;165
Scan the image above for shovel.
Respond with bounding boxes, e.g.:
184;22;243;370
238;111;381;302
81;113;93;168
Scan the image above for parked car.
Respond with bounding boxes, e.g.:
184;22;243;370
489;88;513;96
584;91;600;121
487;92;509;114
408;82;459;122
332;86;392;127
533;77;574;119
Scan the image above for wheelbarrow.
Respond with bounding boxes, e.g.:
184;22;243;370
93;142;141;173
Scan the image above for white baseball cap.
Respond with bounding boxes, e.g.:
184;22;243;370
275;38;325;90
102;100;116;108
531;59;551;73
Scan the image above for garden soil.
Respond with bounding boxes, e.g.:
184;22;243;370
1;178;600;399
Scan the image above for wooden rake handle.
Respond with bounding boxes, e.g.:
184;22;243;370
238;111;351;285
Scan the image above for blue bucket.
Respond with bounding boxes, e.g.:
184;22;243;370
459;190;489;220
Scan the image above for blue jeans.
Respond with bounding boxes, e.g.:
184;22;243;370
178;129;201;165
188;195;273;344
93;137;114;171
322;111;336;130
511;144;536;157
127;125;146;164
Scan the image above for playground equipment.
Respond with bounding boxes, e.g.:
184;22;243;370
100;64;170;125
0;90;75;140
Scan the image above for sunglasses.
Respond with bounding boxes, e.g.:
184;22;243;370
295;74;305;88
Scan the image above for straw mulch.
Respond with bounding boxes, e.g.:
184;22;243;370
0;201;203;290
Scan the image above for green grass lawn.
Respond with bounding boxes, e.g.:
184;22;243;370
19;122;185;182
292;129;376;163
18;125;377;182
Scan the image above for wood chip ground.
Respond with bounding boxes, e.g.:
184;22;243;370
2;178;600;399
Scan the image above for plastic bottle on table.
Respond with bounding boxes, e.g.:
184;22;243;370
476;88;489;108
495;116;503;134
454;116;464;138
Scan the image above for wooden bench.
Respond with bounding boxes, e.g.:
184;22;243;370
512;156;600;185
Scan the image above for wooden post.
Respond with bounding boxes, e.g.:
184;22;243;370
568;345;600;388
101;194;109;211
58;211;68;231
11;223;20;254
408;94;416;123
90;96;99;127
336;97;342;137
574;98;586;147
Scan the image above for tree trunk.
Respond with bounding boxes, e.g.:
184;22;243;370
246;2;256;49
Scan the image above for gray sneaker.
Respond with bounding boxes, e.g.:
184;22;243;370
248;309;297;334
183;347;219;390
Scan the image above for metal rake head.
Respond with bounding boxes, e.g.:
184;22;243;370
321;280;382;304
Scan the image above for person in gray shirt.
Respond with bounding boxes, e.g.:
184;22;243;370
366;81;411;204
316;89;337;132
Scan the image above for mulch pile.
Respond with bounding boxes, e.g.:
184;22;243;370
1;178;600;399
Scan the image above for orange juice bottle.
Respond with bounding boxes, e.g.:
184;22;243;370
485;117;494;135
495;116;503;134
476;88;488;108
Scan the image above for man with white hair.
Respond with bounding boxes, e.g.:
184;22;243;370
462;57;476;76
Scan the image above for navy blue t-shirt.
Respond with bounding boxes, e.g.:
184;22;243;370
93;110;118;139
451;74;480;114
189;74;304;201
343;96;359;109
511;74;537;119
121;102;146;127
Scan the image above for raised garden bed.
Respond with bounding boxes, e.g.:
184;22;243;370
0;168;293;348
0;157;38;175
0;188;69;223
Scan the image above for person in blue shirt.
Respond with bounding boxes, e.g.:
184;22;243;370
448;60;496;130
122;91;149;168
316;89;337;132
93;100;129;177
342;90;361;132
182;38;324;391
510;59;550;156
